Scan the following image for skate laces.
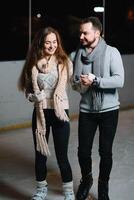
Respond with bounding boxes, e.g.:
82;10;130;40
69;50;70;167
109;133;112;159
32;185;48;200
64;191;75;200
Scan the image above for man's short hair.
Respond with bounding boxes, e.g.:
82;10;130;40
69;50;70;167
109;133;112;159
80;16;102;33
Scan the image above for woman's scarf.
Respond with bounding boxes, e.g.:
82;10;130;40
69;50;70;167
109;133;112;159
32;66;50;156
73;37;107;111
31;56;69;156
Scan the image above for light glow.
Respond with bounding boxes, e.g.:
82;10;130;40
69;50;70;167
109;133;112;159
37;13;42;18
94;7;104;13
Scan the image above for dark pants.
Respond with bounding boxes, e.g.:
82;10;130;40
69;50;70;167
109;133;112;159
32;108;73;183
78;109;119;182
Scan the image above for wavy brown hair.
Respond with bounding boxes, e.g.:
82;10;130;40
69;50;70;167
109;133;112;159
18;27;69;92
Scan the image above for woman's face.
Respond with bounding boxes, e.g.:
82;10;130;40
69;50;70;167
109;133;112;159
44;32;58;56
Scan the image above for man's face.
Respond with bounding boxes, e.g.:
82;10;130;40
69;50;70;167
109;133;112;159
79;22;99;47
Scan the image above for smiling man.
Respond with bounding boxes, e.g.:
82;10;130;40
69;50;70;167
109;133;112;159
70;16;125;200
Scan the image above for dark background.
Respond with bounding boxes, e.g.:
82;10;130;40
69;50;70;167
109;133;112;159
0;0;134;61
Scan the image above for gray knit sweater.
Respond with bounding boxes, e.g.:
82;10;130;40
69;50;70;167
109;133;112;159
70;45;125;113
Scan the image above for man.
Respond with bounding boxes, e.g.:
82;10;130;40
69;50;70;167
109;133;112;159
70;17;124;200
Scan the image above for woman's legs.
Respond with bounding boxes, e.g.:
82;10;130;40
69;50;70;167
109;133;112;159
32;109;74;199
31;109;50;199
51;109;74;199
32;108;50;181
51;110;72;183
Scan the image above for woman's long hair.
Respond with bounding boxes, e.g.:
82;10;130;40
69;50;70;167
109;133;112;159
18;27;69;92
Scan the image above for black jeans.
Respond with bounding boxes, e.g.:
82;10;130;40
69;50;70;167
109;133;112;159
32;108;73;183
78;109;119;182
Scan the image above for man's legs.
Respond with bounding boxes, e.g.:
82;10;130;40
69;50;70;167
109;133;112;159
76;112;98;200
98;109;119;200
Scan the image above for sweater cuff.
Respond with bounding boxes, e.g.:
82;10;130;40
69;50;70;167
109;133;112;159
92;77;100;87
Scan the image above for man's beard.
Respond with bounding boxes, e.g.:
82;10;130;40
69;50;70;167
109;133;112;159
81;38;96;48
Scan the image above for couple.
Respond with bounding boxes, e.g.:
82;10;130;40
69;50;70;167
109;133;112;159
18;17;124;200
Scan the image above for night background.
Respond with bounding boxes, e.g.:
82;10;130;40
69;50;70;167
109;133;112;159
0;0;134;61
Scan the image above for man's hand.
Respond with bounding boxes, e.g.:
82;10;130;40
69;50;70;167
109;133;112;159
88;73;96;81
80;74;93;86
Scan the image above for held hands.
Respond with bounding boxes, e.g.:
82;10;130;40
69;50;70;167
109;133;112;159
88;73;96;80
80;73;95;86
27;90;45;102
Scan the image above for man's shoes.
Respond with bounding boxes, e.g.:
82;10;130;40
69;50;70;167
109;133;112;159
76;174;93;200
98;180;110;200
98;193;110;200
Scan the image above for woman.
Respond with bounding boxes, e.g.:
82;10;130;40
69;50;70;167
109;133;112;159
18;27;75;200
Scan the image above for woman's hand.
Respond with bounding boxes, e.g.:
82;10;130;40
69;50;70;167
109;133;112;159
27;90;45;102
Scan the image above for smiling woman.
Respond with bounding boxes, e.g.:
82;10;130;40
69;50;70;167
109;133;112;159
18;26;75;200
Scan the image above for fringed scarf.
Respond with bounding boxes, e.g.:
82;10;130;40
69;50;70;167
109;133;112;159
53;64;70;122
31;56;69;156
32;66;50;156
73;37;107;111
